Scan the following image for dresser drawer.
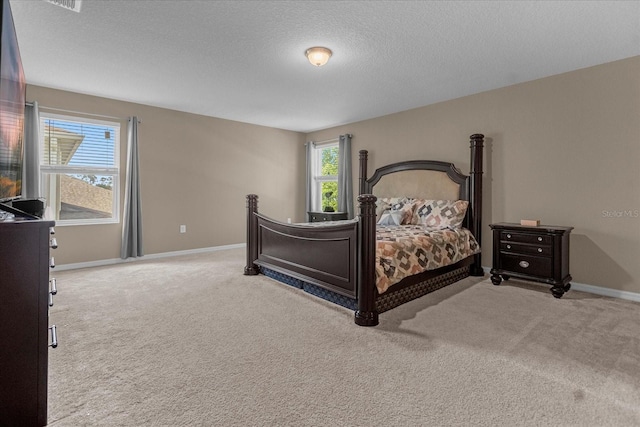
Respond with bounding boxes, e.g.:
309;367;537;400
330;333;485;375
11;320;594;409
501;231;551;246
500;242;552;257
500;253;552;278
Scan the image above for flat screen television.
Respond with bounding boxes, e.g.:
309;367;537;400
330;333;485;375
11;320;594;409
0;0;26;203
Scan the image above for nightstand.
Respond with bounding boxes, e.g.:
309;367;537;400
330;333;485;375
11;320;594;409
489;222;573;298
308;211;348;222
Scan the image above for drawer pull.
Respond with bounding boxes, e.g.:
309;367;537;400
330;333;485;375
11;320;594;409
519;260;530;268
538;237;543;242
506;234;511;239
506;245;511;249
49;227;55;235
50;278;57;295
50;237;58;249
50;257;55;269
49;325;58;348
538;248;543;253
48;291;54;307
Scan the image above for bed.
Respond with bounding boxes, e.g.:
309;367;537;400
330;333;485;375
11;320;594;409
245;133;485;326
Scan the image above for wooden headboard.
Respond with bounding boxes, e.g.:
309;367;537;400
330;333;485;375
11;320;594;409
361;160;469;202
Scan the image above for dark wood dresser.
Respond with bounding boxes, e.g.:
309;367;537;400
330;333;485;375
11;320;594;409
489;222;573;298
0;207;57;426
308;211;348;222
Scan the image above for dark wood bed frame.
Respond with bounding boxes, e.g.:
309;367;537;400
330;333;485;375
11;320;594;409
245;133;484;326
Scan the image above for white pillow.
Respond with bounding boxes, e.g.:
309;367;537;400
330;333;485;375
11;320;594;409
376;197;415;225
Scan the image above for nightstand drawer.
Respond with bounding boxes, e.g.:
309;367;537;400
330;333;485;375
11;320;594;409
500;242;552;257
308;212;348;222
501;253;552;277
501;231;551;246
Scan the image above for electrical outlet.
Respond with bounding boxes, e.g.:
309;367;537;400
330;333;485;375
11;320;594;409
180;225;186;233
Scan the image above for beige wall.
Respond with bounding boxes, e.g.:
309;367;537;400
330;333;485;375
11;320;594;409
27;85;306;265
28;56;639;294
307;56;640;294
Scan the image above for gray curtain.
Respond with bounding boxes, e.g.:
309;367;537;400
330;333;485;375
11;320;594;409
305;141;314;221
22;101;41;199
121;117;143;259
337;134;353;218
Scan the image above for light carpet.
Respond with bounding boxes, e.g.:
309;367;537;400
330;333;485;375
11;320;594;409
47;248;640;426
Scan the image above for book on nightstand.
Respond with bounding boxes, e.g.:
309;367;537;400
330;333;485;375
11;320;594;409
520;219;541;226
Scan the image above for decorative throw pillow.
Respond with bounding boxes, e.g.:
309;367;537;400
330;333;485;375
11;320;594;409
411;199;469;229
376;197;415;225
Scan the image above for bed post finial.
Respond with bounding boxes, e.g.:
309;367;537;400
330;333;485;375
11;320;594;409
355;193;379;326
469;134;484;276
359;150;368;195
244;194;259;275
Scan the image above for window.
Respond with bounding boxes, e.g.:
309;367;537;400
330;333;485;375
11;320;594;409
39;113;120;225
311;142;339;212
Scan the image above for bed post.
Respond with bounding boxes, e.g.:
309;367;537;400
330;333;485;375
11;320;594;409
244;194;259;276
469;134;485;276
355;194;379;326
359;150;368;195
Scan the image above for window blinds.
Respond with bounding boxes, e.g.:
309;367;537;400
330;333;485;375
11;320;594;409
40;116;117;169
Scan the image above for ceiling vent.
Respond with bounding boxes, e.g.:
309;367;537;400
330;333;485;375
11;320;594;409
42;0;82;13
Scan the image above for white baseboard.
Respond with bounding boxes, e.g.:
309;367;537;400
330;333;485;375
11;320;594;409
481;266;640;303
55;243;246;271
569;282;640;303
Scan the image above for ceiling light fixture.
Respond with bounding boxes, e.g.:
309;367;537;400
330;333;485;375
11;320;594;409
42;0;83;12
305;47;332;67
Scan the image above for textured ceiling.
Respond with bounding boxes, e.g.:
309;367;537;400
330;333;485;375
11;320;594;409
10;0;640;132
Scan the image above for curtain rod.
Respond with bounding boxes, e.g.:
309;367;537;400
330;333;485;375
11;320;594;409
310;137;340;146
25;101;140;122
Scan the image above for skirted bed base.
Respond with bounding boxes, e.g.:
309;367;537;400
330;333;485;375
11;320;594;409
261;262;472;314
245;134;485;326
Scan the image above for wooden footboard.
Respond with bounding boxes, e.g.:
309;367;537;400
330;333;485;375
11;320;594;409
254;212;359;298
245;193;380;325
